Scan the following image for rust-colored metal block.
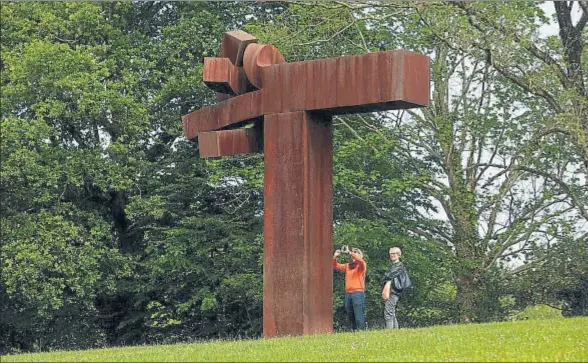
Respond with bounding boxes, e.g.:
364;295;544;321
401;51;430;106
203;57;249;95
243;43;285;89
262;50;429;115
181;90;264;139
181;30;429;339
219;30;258;67
198;128;261;158
203;57;232;94
263;111;333;337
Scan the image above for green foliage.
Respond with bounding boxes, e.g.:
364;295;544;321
0;1;269;353
511;237;588;317
514;305;563;321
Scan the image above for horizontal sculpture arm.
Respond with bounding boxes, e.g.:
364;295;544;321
182;50;429;139
183;91;264;140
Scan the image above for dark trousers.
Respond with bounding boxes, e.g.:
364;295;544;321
344;291;366;331
384;294;399;329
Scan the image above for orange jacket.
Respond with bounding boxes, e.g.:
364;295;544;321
333;252;367;293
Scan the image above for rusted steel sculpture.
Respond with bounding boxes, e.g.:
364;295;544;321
182;30;429;338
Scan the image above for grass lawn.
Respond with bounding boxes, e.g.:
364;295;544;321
3;317;587;362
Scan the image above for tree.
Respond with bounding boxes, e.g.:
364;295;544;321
407;0;588;318
0;1;286;352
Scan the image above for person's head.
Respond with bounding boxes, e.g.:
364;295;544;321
389;247;401;263
349;248;363;269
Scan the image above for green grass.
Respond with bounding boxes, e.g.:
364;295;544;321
3;317;587;362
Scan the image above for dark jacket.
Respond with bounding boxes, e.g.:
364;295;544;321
381;261;405;294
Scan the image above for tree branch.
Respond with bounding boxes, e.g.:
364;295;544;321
455;2;572;90
416;5;564;113
515;166;588;222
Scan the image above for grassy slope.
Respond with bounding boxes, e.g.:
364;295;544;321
3;317;587;362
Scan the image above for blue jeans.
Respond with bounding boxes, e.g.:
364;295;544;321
344;291;366;331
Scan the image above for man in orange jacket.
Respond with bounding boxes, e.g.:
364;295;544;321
333;246;367;331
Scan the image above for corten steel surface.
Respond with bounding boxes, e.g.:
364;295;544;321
219;30;258;66
180;30;430;338
203;57;250;95
198;128;262;158
263;111;333;336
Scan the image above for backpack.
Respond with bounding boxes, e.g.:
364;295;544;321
393;266;412;294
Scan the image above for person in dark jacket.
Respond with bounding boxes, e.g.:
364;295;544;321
381;246;404;329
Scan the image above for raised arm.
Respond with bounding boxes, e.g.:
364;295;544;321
332;250;346;272
350;251;366;272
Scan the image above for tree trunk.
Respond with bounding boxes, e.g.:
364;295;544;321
455;267;482;323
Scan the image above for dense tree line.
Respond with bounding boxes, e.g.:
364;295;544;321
1;1;586;354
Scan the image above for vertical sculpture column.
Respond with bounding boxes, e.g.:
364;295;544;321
263;111;333;337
